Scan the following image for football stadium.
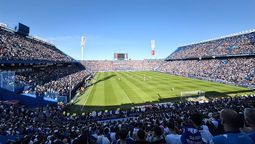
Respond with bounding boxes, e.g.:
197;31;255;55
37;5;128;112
1;0;255;144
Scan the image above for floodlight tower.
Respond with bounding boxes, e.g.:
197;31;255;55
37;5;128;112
81;36;86;60
151;40;156;59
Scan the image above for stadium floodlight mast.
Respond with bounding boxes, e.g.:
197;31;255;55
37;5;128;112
81;36;86;60
151;40;155;59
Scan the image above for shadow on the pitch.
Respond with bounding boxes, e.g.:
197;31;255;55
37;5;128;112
67;89;255;113
73;98;81;104
92;74;116;85
205;89;255;98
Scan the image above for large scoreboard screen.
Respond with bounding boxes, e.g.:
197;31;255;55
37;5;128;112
17;23;30;36
114;53;128;60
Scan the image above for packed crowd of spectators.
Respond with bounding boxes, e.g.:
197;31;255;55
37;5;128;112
0;63;90;100
81;60;162;72
157;58;255;88
0;27;75;62
0;95;255;144
34;70;90;97
15;65;82;88
167;31;255;60
0;26;89;100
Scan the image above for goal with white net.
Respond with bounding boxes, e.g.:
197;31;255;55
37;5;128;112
180;90;205;101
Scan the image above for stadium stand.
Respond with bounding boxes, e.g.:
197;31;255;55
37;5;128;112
81;59;163;72
158;31;255;89
0;26;75;62
0;95;255;143
166;30;255;60
0;25;91;106
156;58;255;88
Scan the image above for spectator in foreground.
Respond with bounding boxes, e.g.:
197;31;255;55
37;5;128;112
95;127;110;144
244;108;255;143
210;109;254;144
181;113;212;144
134;129;148;144
110;126;118;143
165;121;181;144
148;126;166;144
117;127;134;144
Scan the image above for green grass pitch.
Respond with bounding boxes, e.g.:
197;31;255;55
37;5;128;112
74;71;250;107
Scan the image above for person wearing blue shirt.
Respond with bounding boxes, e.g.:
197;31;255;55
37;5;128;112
210;109;254;144
181;113;211;144
244;108;255;143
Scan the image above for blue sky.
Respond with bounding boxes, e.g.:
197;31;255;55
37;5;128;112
0;0;255;60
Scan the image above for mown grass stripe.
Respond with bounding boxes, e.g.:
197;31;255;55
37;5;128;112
116;72;153;103
86;72;105;106
118;72;158;101
74;71;250;107
111;72;133;105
